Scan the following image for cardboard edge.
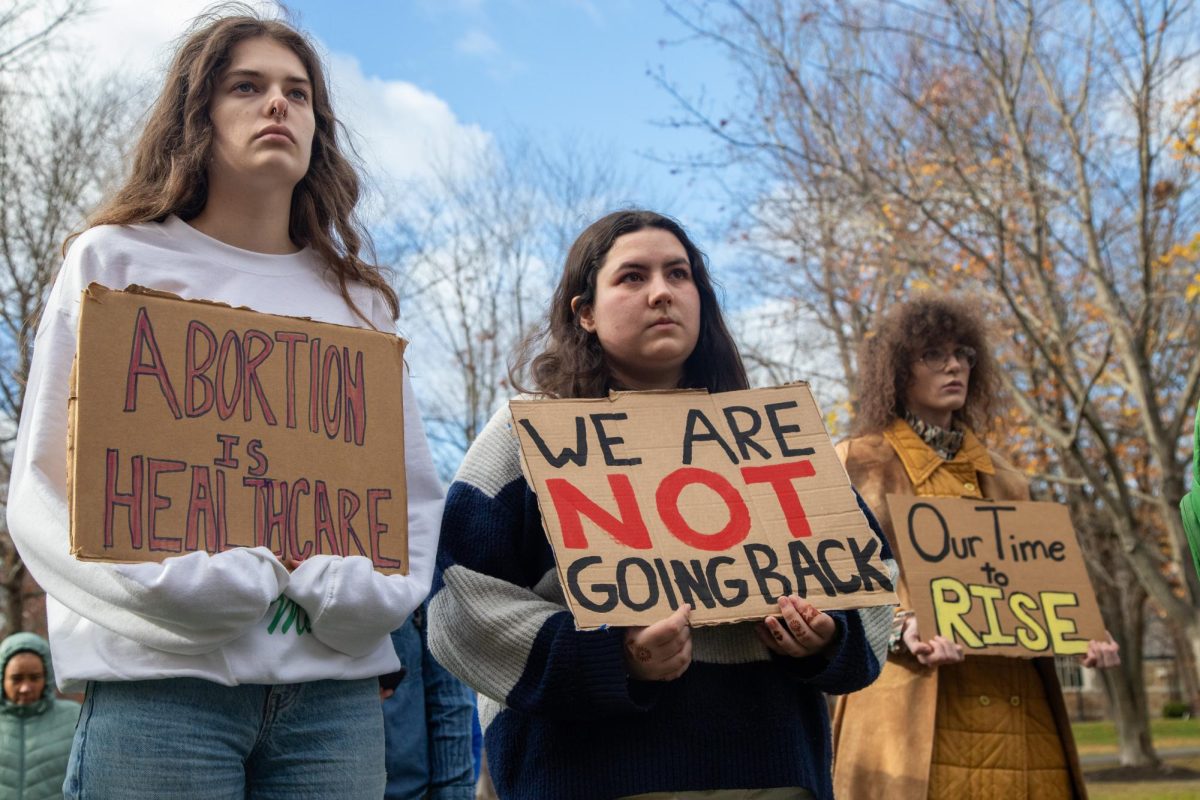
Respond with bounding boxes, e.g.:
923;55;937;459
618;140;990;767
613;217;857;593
395;338;410;576
66;292;88;558
86;282;409;346
570;590;902;631
505;402;583;629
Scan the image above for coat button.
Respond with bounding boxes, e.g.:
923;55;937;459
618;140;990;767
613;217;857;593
1010;696;1021;706
979;695;991;706
963;481;976;492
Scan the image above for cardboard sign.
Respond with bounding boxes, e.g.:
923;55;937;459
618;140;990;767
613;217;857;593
511;385;898;629
68;284;409;574
886;495;1105;657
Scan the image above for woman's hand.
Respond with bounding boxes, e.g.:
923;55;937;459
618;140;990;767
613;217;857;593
756;595;838;658
623;604;692;681
1081;633;1121;669
900;615;964;667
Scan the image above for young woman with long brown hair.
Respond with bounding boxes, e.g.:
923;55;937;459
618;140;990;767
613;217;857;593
831;296;1119;800
428;209;895;800
6;10;441;797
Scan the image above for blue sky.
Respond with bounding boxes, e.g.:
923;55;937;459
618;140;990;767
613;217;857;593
288;0;740;225
61;0;743;247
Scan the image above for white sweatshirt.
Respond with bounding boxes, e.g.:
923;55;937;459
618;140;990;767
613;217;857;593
7;216;444;690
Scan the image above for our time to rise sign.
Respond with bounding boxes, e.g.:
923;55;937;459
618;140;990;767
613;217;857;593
68;284;410;574
512;385;898;629
887;495;1105;657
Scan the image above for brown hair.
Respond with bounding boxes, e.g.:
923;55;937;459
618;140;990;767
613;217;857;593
854;295;998;434
513;209;748;398
77;6;397;321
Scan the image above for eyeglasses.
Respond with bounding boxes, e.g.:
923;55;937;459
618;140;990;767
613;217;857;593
917;345;977;371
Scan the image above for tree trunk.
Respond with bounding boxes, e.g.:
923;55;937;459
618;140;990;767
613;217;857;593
1162;619;1200;714
2;558;26;639
1187;624;1200;715
1096;580;1159;768
1101;658;1159;767
1082;508;1159;767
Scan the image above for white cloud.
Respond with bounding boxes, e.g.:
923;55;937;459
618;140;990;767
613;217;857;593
326;51;491;194
568;0;604;26
455;29;501;58
64;0;234;75
451;26;524;82
36;0;490;216
729;296;848;418
417;0;487;14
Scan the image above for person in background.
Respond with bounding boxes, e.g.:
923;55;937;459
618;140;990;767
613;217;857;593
6;10;442;798
0;632;81;800
1182;399;1200;581
831;295;1120;800
429;209;895;800
384;602;476;800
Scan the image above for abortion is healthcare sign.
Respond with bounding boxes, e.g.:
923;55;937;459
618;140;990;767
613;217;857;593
68;284;410;574
886;495;1106;657
511;385;898;629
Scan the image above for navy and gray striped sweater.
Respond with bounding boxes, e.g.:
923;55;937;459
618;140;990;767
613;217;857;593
428;406;895;800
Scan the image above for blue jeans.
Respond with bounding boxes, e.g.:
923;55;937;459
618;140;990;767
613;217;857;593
383;605;476;799
65;677;385;799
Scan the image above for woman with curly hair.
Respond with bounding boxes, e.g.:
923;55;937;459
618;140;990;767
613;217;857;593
831;295;1118;800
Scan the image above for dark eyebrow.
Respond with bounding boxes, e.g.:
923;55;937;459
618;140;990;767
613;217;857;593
222;68;311;86
614;257;690;270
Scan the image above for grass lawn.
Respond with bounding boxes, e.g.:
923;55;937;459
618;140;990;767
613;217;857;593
1089;780;1200;800
1073;719;1200;755
1083;744;1200;799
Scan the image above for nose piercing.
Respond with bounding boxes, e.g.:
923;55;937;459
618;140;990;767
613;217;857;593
270;100;287;119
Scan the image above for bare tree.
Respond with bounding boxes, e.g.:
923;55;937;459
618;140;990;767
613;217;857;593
0;28;129;633
663;0;1200;768
383;136;636;479
0;0;86;73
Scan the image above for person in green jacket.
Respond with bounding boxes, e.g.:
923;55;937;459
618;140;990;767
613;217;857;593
1;632;80;800
1184;400;1200;581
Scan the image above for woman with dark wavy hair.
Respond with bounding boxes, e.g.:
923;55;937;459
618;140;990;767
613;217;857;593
7;9;442;798
428;209;895;800
519;209;749;398
831;295;1118;800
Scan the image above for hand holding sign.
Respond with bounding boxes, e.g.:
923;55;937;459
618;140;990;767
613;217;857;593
899;615;964;667
624;604;693;681
757;595;838;659
1080;634;1121;669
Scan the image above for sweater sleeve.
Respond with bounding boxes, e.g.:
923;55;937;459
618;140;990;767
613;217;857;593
284;359;443;657
6;238;290;655
427;407;658;720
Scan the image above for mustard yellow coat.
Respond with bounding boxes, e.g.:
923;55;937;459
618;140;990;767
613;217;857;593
831;419;1087;800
